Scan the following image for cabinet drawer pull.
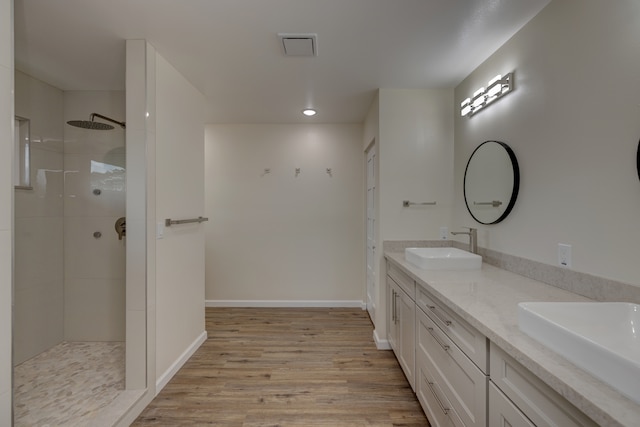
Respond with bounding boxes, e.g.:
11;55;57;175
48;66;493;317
392;290;397;323
427;327;450;352
427;380;451;416
427;304;452;326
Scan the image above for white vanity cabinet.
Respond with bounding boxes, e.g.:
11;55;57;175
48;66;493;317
384;256;602;427
387;263;416;390
415;285;488;427
489;344;597;427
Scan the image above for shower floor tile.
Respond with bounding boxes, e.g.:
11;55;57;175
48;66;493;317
14;341;125;427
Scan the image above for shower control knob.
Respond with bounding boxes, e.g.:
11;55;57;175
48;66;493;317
93;231;102;239
93;189;102;196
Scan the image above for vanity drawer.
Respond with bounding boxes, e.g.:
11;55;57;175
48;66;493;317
387;261;415;299
417;307;487;427
489;382;535;427
490;343;597;427
416;362;463;427
416;285;487;373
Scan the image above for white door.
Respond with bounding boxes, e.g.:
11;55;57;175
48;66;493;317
366;144;376;318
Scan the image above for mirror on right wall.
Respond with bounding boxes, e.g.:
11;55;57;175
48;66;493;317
637;138;639;181
464;140;520;224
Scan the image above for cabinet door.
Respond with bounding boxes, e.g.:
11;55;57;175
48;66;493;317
489;382;535;427
397;285;415;390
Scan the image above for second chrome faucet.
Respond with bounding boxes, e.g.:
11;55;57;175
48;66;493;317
451;227;477;254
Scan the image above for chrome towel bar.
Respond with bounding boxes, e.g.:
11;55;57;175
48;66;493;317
165;216;209;227
403;200;436;207
473;200;502;207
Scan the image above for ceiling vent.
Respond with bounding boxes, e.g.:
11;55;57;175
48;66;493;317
278;33;317;56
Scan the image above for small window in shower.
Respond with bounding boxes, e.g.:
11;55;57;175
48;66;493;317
14;116;32;190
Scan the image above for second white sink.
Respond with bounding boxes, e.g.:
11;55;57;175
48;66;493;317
404;247;482;270
518;302;640;404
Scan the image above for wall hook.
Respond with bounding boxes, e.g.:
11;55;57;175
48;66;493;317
326;168;333;177
295;168;301;177
261;168;271;177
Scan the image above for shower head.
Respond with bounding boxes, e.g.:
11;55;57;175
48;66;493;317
67;120;114;130
66;113;126;130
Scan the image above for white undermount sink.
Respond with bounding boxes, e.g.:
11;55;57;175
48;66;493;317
518;302;640;404
404;247;482;270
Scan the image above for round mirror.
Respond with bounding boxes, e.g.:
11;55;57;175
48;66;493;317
463;140;520;224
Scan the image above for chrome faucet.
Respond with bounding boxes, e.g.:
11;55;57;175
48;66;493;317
451;227;478;254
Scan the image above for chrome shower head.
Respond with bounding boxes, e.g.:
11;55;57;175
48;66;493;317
66;113;126;130
67;120;114;130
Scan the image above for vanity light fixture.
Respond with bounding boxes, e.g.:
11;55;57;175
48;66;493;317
302;108;317;117
460;72;514;117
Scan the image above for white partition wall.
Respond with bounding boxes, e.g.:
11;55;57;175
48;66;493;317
154;53;206;387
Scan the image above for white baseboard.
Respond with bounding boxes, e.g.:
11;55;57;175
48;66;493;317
373;329;391;350
155;330;207;395
206;300;366;309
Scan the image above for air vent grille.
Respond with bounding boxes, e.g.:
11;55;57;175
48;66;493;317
278;33;317;56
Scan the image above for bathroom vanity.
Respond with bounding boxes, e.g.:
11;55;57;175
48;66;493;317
385;252;640;427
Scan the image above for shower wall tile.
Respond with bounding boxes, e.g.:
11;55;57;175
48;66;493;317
14;147;64;218
13;72;65;367
64;278;125;341
13;279;64;364
15;70;64;151
14;217;64;286
63;90;126;343
64;152;126;217
64;216;126;280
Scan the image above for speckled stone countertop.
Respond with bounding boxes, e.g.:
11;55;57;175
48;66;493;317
385;252;640;427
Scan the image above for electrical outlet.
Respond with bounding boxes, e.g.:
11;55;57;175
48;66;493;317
440;227;448;240
558;243;572;268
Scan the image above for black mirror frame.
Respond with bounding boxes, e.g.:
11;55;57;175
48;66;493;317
463;140;520;225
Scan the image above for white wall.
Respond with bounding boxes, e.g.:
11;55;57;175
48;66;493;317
453;0;640;287
379;89;454;241
13;71;64;364
63;90;126;341
367;89;454;339
155;53;206;383
0;0;13;422
205;124;364;305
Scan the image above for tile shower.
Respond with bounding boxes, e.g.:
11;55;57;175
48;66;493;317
13;71;126;425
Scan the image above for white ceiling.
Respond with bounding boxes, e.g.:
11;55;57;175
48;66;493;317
14;0;550;124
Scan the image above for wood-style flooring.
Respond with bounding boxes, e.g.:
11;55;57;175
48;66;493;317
133;307;429;426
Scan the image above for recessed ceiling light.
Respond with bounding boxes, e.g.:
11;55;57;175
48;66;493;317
302;109;317;117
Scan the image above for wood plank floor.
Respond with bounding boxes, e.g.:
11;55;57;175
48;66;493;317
133;308;429;426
